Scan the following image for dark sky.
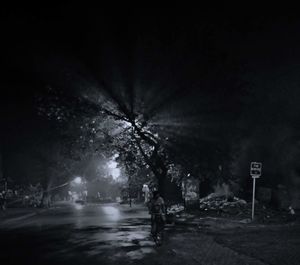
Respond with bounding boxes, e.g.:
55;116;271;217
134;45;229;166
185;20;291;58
1;6;300;181
1;7;300;119
2;7;300;97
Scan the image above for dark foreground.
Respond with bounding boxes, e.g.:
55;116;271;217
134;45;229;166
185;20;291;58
0;202;299;265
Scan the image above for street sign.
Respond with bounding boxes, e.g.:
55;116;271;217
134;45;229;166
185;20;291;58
250;162;262;220
250;162;262;178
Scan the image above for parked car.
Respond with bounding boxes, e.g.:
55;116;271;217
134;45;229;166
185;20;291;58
75;199;85;205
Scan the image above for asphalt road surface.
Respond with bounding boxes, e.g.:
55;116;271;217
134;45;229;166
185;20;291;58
0;202;157;265
2;203;299;265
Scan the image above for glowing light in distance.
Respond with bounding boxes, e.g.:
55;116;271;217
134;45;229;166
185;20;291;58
74;177;82;184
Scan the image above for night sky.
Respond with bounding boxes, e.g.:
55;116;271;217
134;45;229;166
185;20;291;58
1;6;300;185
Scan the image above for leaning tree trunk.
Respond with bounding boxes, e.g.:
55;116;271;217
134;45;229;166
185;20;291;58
132;126;169;198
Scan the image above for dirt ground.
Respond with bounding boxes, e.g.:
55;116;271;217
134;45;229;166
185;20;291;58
130;220;300;265
209;223;300;265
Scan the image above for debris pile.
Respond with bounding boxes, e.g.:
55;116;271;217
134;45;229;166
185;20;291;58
167;204;184;215
199;192;298;223
199;193;247;215
165;204;185;224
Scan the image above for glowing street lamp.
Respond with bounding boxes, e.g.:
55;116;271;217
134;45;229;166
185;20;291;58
73;176;82;185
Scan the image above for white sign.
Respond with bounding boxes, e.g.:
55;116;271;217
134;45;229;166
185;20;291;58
250;162;262;178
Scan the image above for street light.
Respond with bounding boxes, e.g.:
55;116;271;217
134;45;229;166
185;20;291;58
73;177;82;185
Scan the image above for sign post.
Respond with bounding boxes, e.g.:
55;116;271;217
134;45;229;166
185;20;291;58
252;177;256;220
250;162;262;220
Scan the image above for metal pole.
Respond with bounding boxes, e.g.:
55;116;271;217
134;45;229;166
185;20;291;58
252;177;256;220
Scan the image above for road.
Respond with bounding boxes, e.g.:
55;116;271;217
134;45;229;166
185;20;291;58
0;202;157;265
1;202;299;265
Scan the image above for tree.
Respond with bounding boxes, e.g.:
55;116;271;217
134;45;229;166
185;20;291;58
34;16;253;198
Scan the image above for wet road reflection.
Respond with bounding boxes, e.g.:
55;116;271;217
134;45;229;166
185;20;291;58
102;205;121;221
0;203;157;264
